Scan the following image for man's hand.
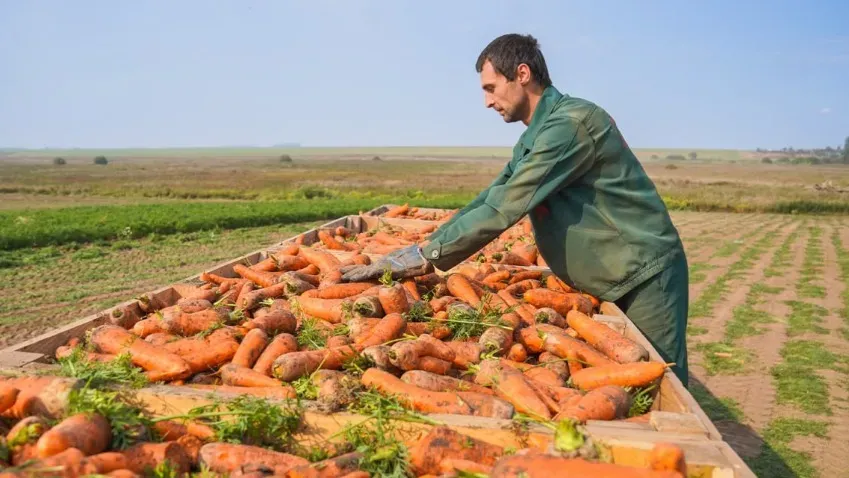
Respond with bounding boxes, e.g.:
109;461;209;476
341;244;433;282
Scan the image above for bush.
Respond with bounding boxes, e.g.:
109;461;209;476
279;154;293;163
665;164;678;170
761;157;773;164
53;157;66;165
650;154;659;160
93;156;108;165
666;154;687;161
372;156;382;161
776;157;790;164
688;152;698;160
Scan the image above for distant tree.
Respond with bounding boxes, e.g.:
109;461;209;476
53;157;66;165
279;154;293;163
761;157;772;164
372;156;382;161
843;136;849;163
650;154;659;160
665;154;686;161
93;155;108;165
688;151;698;161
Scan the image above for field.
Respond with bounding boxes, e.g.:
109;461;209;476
2;148;849;477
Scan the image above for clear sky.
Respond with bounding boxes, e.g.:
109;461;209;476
1;1;847;150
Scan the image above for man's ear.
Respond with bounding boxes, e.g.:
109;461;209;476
516;63;532;86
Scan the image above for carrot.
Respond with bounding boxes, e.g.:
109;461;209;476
347;317;381;339
221;363;291;392
648;442;687;474
245;309;297;336
109;304;144;330
489;454;685;477
483;270;511;286
326;335;351;348
318;229;349;251
497;290;535;325
410;356;453;375
230;329;269;368
233;264;277;288
297;247;342;274
401;370;494;396
175;298;213;313
566;309;649;363
316;283;374;299
506;343;528;362
504;279;542;297
91;325;192;382
362;345;402;374
0;386;20;415
296;264;320;275
361;369;471;415
151;420;216;442
238;282;290;310
538;351;570;382
429;296;459;313
389;334;456;371
444;341;483;369
284;452;363;478
383;204;409;218
523;289;593;316
162;331;240;374
354;313;407;348
455;391;515;419
479;327;513;355
272;345;361;381
162;307;229;337
131;317;166;338
499;251;534;266
294;297;351;324
519;325;614;367
559;385;632;423
439;458;494;475
534;307;566;328
352;295;383;318
446;274;481;307
400;278;421;300
277;243;300;256
570;362;670;391
474;359;551;420
340;254;371;266
122;441;192;475
253;333;298;376
83;451;128;474
36;413;111;457
408;426;503;476
199;443;309;475
28;447;88;476
377;284;410;315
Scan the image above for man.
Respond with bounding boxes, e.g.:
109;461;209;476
342;33;689;386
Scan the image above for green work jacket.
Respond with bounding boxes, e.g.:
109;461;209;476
421;85;684;302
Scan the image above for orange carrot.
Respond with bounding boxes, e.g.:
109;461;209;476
272;345;362;381
566;309;648;363
570;362;670;391
534;307;566;328
504;279;542;297
318;229;349;251
284;452;363;478
523;289;593;316
36;413;111;457
162;331;240;374
253;333;298;376
389;334;456;371
383;204;410;218
294;297;351;324
408;426;503;476
199;443;309;475
90;325;192;382
354;313;407;348
151;420;215;442
361;368;471;415
296;264;320;275
446;274;481;307
297;247;342;274
474;359;551;420
559;385;632;422
220;364;294;395
401;278;421;300
507;343;528;362
244;309;297;336
482;270;511;286
233;264;277;288
0;386;20;415
122;441;192;475
377;284;410;315
429;296;459;313
444;341;483;369
400;370;494;395
316;283;374;299
83;451;128;474
231;328;269;368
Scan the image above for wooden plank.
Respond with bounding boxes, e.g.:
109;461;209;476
650;411;710;437
0;351;45;368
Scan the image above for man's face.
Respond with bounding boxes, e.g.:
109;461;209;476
480;60;529;123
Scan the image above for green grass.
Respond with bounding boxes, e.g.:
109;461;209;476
765;225;803;277
798;226;826;298
0;194;470;250
748;418;830;478
831;229;849;326
785;301;829;336
695;341;754;375
771;340;849;415
725;282;781;340
687;326;708;336
688;262;715;284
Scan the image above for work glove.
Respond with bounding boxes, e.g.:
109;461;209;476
341;244;434;282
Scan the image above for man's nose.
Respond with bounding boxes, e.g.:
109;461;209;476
484;94;495;108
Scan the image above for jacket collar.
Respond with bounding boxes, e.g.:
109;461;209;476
519;85;564;150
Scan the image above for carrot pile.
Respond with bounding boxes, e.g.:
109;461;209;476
376;204;457;221
0;210;691;476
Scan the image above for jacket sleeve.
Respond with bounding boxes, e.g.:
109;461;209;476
421;116;596;271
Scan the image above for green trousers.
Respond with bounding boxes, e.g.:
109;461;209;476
614;249;689;387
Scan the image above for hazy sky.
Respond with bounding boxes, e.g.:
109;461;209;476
1;1;847;150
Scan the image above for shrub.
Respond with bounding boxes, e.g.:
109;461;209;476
53;157;66;165
666;154;687;161
279;154;293;163
761;157;773;164
93;156;108;165
372;156;382;161
688;151;698;160
650;154;659;160
665;164;678;170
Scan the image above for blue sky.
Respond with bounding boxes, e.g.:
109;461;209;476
1;1;847;150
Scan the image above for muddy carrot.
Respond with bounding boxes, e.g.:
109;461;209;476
36;413;111;457
199;443;309;475
566;309;649;363
294;297;351;324
352;296;383;318
362;345;402;374
377;284;410;315
479;327;513;355
538;351;570;382
233;264;277;288
296;264;320;275
284;452;363;478
231;328;269;368
272;345;362;381
390;334;456;370
408;426;503;476
504;279;542;297
354;313;407;348
91;325;192;382
253;333;298;376
499;251;534;266
109;304;144;330
122;441;192;475
83;451;128;474
151;420;215;442
524;289;593;317
648;443;687;474
429;296;459;313
245;309;297;336
163;308;230;337
570;362;670;391
444;341;483;369
534;307;566;328
446;274;481;307
400;278;421;300
474;359;551;420
483;270;511;286
316;283;374;299
221;363;291;391
361;368;471;415
297;247;342;274
497;289;535;325
507;343;528;362
401;370;494;395
559;385;632;422
238;282;289;310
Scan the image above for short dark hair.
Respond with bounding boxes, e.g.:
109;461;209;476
476;34;552;88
